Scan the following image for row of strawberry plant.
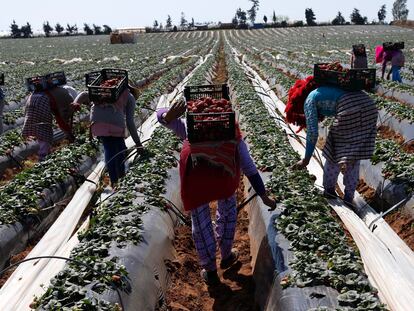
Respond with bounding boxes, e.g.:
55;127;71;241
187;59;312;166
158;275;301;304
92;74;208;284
228;36;414;196
30;38;220;310
225;42;385;310
1;32;214;105
32;126;181;310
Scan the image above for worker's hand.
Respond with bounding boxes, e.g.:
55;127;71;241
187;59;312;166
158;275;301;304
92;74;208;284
164;100;186;123
291;158;309;170
261;194;277;211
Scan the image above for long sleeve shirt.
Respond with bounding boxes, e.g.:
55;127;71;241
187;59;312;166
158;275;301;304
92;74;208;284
157;108;266;196
75;90;141;146
304;86;346;160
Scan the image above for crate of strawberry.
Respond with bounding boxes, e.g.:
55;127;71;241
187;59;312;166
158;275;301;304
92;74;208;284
26;71;67;92
184;84;235;143
314;62;376;91
87;68;128;103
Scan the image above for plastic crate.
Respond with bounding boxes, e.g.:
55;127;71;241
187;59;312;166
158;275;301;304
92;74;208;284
26;72;66;92
352;44;366;56
84;71;101;87
383;42;405;51
46;71;67;87
187;111;236;143
184;84;230;101
394;42;405;50
0;73;4;86
314;63;376;91
87;69;128;103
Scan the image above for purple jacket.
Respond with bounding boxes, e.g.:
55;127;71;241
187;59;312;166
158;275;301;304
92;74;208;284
157;108;266;196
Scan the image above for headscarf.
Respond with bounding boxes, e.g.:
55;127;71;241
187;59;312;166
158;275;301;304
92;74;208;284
285;76;318;130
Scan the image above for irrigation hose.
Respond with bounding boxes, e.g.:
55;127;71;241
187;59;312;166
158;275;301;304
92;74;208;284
0;255;125;311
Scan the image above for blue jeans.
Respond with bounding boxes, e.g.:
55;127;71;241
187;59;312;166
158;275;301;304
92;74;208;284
392;65;402;83
100;136;127;184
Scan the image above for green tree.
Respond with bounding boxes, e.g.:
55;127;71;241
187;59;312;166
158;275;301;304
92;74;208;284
21;22;33;38
305;8;316;26
272;10;277;24
10;20;20;38
392;0;409;21
55;23;64;35
93;24;102;35
153;20;159;29
232;14;238;26
248;0;260;23
332;11;346;25
66;24;77;35
83;23;93;35
103;25;112;34
350;8;367;25
236;8;248;27
180;12;187;27
378;5;387;23
166;15;172;29
43;21;53;37
263;15;268;24
189;18;195;27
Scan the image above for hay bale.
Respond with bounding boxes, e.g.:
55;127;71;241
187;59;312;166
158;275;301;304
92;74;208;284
120;32;137;44
110;33;122;44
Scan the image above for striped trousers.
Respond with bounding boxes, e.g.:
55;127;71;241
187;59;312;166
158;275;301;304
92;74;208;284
190;195;237;271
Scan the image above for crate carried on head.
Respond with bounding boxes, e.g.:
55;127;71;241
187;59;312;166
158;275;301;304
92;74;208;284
383;42;405;51
184;84;235;143
26;71;67;92
0;73;4;86
314;63;376;91
352;44;366;56
86;69;128;103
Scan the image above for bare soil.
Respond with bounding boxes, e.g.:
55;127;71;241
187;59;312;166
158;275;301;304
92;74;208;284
384;209;414;251
377;125;414;153
0;245;34;288
357;179;414;251
166;177;256;311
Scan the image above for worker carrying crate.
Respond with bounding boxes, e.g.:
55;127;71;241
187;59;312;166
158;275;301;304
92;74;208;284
286;65;378;208
22;71;81;160
72;68;143;186
156;84;276;285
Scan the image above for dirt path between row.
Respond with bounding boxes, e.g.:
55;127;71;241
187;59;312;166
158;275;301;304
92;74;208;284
166;38;257;311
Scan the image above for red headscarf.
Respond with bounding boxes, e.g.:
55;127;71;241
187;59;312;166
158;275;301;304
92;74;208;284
285;76;318;131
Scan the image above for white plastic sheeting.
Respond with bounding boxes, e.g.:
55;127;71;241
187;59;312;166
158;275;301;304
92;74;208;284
376;85;414;108
0;54;208;310
377;108;414;143
234;51;414;311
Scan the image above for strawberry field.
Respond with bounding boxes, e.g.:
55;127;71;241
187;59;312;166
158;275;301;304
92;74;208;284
0;26;414;310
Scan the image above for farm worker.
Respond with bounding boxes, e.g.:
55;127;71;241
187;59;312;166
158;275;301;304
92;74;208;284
157;100;276;284
286;76;378;206
350;45;368;69
389;49;405;83
74;87;143;186
0;86;4;135
22;85;80;161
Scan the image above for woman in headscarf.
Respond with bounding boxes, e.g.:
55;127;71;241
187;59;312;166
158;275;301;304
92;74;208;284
157;99;276;285
286;75;378;206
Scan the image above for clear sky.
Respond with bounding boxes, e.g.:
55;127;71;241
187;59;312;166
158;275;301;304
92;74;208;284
1;0;412;33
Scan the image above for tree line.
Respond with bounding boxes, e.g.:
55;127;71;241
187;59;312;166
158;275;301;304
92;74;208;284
8;21;112;38
150;0;409;31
